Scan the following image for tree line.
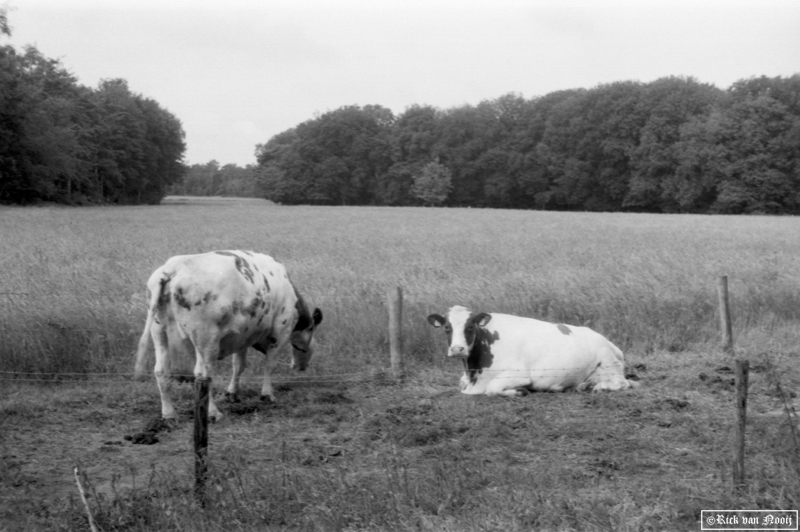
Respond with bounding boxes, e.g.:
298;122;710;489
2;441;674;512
0;10;185;205
168;161;260;198
254;75;800;214
3;5;798;213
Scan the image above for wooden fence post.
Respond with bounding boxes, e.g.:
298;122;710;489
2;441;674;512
717;275;734;354
732;359;749;493
388;287;404;380
194;377;210;507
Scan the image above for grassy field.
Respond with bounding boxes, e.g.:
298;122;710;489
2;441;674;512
1;198;799;531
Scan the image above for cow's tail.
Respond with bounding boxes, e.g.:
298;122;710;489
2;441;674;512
133;271;172;380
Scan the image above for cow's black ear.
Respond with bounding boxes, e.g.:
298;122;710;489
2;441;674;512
312;308;323;325
474;313;492;327
427;314;445;327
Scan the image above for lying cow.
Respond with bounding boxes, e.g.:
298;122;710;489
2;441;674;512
134;250;322;421
427;306;637;396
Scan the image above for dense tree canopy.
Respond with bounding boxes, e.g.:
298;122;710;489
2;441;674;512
250;74;800;214
0;9;185;205
3;8;798;213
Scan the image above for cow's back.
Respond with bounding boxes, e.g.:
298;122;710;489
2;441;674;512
154;251;298;360
480;313;625;392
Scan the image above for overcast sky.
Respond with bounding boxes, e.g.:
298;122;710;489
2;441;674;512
5;0;800;167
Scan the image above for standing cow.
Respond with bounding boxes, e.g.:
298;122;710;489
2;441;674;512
427;305;637;396
134;250;322;421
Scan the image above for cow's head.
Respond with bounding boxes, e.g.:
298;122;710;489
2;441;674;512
427;305;491;359
290;306;323;371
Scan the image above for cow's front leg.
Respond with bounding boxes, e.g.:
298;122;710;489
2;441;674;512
225;350;248;402
486;378;532;397
260;331;292;402
260;358;277;403
259;346;284;403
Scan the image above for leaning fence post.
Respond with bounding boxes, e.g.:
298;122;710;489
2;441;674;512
732;359;749;493
717;275;734;354
388;287;405;380
194;377;210;507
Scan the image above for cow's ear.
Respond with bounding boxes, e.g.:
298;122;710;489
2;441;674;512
427;314;445;328
474;313;492;327
312;308;323;326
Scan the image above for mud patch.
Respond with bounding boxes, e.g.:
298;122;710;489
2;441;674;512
662;398;690;411
312;391;353;404
124;416;174;445
698;373;734;391
227;402;268;416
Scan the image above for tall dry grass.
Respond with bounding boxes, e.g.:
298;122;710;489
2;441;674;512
2;202;799;377
2;200;800;531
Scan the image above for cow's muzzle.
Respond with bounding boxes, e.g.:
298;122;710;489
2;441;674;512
448;346;469;358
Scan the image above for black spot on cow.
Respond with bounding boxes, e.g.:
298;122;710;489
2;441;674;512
238;257;255;283
262;274;270;292
157;292;171;308
242;250;254;257
556;323;572;335
294;296;312;331
282;319;287;325
218;311;231;327
156;274;172;308
245;297;262;317
464;328;498;385
203;291;215;304
216;251;255;284
219;332;238;358
252;335;277;355
174;287;192;310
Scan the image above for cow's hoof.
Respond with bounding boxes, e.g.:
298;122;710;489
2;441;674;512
224;392;240;403
259;395;275;404
515;388;531;397
209;412;224;423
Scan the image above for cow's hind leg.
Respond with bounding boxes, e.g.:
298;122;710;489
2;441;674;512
152;320;178;421
225;350;248;402
192;341;224;422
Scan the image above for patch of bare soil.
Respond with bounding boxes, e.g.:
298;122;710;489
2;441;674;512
1;364;797;531
0;378;363;529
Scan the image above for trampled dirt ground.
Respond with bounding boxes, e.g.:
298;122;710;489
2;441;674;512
1;358;797;531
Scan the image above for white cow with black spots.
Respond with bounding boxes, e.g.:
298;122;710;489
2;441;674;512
427;306;637;396
134;250;322;421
